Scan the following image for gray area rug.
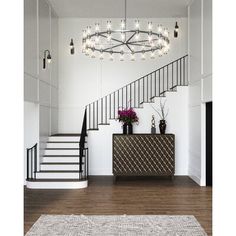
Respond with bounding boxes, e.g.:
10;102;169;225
26;215;207;236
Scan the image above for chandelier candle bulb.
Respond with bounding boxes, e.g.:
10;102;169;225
82;30;87;39
120;52;124;61
121;32;125;41
121;20;125;30
95;35;99;43
135;20;140;30
99;51;104;60
95;23;100;32
107;33;111;41
148;22;153;31
148;33;152;42
107;21;111;30
141;52;145;60
91;50;95;58
109;52;114;61
157;25;163;33
158;49;163;57
163;28;169;37
131;52;135;61
86;26;91;35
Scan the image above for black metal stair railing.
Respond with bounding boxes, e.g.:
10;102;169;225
79;109;89;180
26;143;38;180
85;55;188;131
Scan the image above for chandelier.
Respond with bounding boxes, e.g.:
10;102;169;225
81;0;170;61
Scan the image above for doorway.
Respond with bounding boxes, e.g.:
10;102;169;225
206;102;212;186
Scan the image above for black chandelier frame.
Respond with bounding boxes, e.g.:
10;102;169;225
83;29;170;55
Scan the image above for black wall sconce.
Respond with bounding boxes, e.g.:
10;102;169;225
70;38;75;54
174;22;179;38
43;50;52;69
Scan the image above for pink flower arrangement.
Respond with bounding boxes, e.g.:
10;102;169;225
117;108;139;125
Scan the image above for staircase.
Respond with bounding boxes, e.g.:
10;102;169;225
85;55;188;130
26;133;88;189
26;55;188;189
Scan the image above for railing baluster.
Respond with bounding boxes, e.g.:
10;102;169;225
27;149;29;180
89;104;91;129
122;88;124;108
118;90;120;110
134;81;136;107
130;84;132;108
177;60;179;86
109;95;111;119
101;98;103;124
31;149;33;179
113;92;116;118
183;57;185;85
180;58;182;86
34;144;37;179
172;63;174;89
126;86;128;108
159;70;160;96
138;79;140;107
96;101;98;128
150;73;152;100
147;75;149;102
105;96;107;124
93;102;95;129
163;68;164;96
167;66;169;91
154;72;156;97
143;77;145;103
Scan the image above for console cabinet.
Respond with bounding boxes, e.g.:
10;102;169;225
113;134;175;178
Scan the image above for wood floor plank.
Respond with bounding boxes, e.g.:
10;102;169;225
24;176;212;235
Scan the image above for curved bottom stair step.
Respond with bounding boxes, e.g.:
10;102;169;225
26;178;88;189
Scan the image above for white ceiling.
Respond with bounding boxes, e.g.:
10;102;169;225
48;0;191;18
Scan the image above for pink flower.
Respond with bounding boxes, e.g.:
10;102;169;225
117;108;139;124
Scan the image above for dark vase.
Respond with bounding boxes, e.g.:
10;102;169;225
128;123;133;134
159;120;166;134
123;123;128;134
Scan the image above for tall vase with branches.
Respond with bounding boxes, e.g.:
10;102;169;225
151;99;169;134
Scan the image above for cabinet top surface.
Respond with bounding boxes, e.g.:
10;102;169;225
113;134;174;136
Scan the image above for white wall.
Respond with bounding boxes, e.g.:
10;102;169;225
58;17;189;175
24;0;59;167
88;88;188;175
188;0;212;185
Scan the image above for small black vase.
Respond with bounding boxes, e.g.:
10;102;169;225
123;123;128;134
159;120;166;134
128;123;133;134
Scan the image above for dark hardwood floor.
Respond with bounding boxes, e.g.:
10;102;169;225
24;176;212;235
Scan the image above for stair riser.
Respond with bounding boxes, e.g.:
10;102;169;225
47;143;79;148
48;136;80;142
45;149;79;155
36;172;81;179
43;157;80;163
41;165;80;171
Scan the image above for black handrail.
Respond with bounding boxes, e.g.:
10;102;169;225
26;143;37;180
79;109;88;178
86;55;188;130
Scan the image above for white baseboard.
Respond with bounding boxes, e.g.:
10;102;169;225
189;175;201;185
